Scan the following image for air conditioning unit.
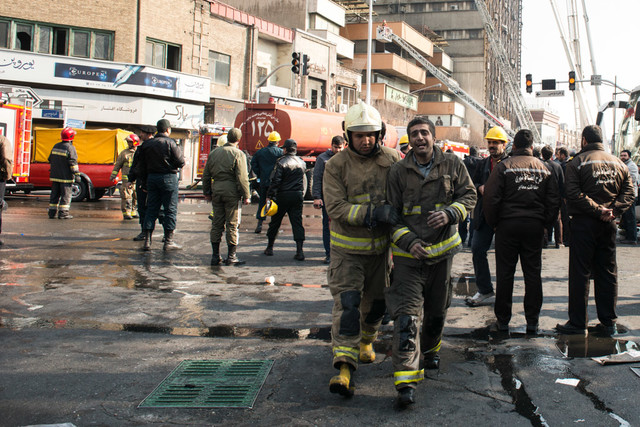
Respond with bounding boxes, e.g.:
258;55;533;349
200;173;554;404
339;103;348;114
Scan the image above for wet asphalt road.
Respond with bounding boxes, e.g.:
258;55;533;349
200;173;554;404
1;191;639;426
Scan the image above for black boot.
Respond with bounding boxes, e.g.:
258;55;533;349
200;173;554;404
294;240;305;261
133;231;145;241
58;211;73;219
143;230;152;251
396;386;416;409
163;230;182;251
254;219;263;233
48;209;56;219
225;244;245;265
264;237;275;256
211;242;222;266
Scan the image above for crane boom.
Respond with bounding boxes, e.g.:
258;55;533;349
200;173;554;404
376;25;513;137
473;0;541;143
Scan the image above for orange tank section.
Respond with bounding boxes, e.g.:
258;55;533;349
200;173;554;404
234;103;398;160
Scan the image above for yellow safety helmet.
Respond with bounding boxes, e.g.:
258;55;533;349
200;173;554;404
267;131;281;143
216;134;228;147
484;126;509;143
261;199;278;217
399;134;409;146
344;101;382;133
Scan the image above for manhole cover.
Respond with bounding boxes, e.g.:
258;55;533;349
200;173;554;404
139;359;274;408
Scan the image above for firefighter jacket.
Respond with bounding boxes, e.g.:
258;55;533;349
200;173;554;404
565;142;635;219
482;147;560;229
111;147;136;182
323;144;402;255
472;152;507;229
48;141;79;183
387;147;476;264
251;143;283;188
202;143;250;199
0;135;13;181
267;153;306;198
137;135;184;175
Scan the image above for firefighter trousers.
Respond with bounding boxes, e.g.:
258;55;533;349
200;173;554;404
328;246;390;370
385;257;453;389
210;192;240;246
119;181;136;215
49;182;72;216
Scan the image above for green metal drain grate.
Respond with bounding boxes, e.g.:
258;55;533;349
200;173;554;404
139;359;274;408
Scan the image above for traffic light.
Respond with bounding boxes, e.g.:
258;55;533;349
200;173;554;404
302;54;310;76
525;74;532;93
291;52;301;74
569;71;576;90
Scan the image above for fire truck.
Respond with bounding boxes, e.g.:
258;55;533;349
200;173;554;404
196;123;229;179
0;89;33;194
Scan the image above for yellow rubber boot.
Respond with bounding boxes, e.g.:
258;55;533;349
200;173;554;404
359;342;375;363
329;363;354;396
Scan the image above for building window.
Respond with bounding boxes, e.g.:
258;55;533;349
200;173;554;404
208;51;231;85
0;19;113;60
337;85;357;108
0;20;8;48
146;38;181;71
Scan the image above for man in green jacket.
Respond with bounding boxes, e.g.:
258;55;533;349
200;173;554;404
202;128;251;266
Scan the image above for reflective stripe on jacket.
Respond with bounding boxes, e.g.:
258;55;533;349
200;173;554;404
387;147;476;264
111;147;136;181
48;141;79;183
323;145;401;255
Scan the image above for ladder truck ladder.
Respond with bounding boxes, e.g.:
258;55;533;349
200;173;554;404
376;25;514;138
473;0;541;143
16;98;33;182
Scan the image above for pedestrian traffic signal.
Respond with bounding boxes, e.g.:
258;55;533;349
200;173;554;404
525;74;533;93
291;52;301;74
569;71;576;90
302;54;310;76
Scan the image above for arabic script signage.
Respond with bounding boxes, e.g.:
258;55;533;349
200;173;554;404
0;48;210;102
385;85;418;111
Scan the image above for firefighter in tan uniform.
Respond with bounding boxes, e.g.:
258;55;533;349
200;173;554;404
323;102;402;397
202;128;251;266
110;133;140;220
386;117;476;408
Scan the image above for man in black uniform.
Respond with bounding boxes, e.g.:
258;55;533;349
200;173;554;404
541;145;565;248
48;127;81;219
136;119;185;251
483;130;560;333
128;125;156;241
263;139;307;260
556;125;635;336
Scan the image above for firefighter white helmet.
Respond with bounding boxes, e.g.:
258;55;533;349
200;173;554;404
344;101;382;134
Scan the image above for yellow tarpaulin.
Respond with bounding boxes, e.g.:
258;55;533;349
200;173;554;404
33;128;129;164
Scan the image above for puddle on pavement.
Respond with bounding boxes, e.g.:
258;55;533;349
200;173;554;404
556;329;638;358
487;354;549;426
454;273;477;297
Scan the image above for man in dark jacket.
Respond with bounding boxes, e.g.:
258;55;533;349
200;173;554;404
263;139;307;260
483;130;560;333
48;127;81;219
128;125;156;241
136;119;185;251
556;125;635;336
541;145;565;248
251;131;283;233
460;146;481;245
312;135;345;263
467;127;509;306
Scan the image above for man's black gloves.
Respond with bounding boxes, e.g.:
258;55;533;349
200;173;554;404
365;204;400;227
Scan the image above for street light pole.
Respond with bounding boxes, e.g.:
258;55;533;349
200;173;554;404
366;0;372;104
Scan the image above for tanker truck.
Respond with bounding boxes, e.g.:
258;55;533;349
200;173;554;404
234;102;398;199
